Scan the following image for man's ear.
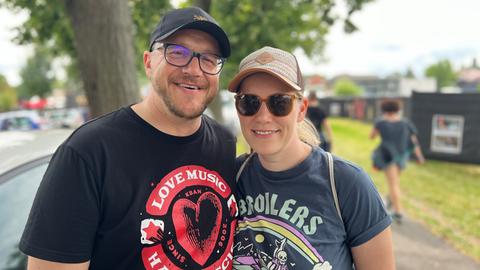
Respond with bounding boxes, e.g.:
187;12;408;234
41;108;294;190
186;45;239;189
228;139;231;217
143;51;152;78
297;97;308;122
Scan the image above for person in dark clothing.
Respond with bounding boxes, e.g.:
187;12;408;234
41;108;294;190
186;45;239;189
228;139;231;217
370;99;425;223
19;7;238;270
306;92;333;152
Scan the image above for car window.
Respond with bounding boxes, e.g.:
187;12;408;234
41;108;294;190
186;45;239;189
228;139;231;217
0;162;48;269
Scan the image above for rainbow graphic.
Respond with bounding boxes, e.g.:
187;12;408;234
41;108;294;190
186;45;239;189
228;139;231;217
237;215;325;265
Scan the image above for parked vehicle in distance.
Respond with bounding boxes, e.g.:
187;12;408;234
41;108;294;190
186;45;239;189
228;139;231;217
0;110;44;131
0;129;73;269
42;107;89;129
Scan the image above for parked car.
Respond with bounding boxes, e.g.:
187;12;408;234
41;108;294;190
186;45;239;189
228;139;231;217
0;110;44;131
42;107;89;129
0;129;73;269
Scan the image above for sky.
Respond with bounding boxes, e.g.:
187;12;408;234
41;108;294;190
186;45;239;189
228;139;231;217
298;0;480;77
1;0;479;86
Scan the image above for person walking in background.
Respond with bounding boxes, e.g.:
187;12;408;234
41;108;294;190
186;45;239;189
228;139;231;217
19;7;237;269
229;46;395;270
306;92;334;151
370;99;425;224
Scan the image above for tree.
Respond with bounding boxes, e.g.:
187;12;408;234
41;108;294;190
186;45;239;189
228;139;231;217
405;67;415;78
199;0;374;88
1;0;170;117
2;0;373;117
333;78;363;96
189;0;374;120
424;59;457;91
62;0;141;117
17;46;53;99
0;74;17;111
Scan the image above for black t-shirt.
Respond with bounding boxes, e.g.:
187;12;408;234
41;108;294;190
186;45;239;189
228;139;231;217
306;106;327;133
20;107;237;270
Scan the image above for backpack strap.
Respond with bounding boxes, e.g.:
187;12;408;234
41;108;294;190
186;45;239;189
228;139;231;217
327;152;343;223
236;152;255;183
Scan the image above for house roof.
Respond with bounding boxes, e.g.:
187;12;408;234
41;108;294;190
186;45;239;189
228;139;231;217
457;68;480;83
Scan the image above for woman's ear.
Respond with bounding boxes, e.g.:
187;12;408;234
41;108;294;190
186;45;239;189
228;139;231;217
297;96;308;122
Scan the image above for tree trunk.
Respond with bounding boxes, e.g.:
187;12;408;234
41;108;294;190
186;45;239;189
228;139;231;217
64;0;139;118
193;0;225;123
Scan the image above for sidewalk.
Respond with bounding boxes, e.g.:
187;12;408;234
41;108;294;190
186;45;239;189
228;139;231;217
392;215;479;270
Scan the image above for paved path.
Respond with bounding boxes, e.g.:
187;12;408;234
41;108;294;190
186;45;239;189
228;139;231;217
392;215;479;270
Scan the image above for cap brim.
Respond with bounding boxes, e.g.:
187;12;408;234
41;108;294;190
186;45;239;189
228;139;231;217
150;21;230;58
228;67;302;92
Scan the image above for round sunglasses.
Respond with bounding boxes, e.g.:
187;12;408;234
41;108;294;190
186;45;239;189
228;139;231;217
234;93;302;117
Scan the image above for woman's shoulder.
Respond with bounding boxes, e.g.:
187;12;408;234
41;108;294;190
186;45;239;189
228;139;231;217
332;155;365;177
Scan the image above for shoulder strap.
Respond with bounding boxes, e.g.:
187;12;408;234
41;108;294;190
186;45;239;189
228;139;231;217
327;152;343;223
236;152;255;183
237;151;343;223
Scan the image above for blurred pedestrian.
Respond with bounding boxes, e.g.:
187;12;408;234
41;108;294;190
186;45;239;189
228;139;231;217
229;46;395;270
370;99;425;223
306;92;334;151
20;7;237;269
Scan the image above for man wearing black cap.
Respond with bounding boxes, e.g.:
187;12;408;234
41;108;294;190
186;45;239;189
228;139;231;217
20;7;237;270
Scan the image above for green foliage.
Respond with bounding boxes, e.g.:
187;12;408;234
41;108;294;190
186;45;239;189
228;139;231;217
424;59;457;90
0;74;18;111
1;0;172;80
2;0;374;89
17;46;53;98
405;67;415;78
477;83;480;93
129;0;171;73
1;0;75;57
210;0;374;88
333;78;363;96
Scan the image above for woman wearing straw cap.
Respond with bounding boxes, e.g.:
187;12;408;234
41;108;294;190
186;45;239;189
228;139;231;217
229;46;395;270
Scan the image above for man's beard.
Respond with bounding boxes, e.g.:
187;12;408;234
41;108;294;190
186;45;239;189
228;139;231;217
163;91;214;120
154;76;215;120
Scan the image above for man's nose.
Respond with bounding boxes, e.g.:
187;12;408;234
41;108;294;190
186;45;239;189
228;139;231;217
181;56;203;75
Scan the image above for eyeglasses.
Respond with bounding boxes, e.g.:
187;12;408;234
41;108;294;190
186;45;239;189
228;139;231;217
234;93;302;117
151;42;225;75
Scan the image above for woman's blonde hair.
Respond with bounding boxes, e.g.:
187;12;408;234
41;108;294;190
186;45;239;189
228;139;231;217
298;118;321;146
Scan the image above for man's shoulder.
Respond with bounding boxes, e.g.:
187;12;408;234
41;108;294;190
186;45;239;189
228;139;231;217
64;107;130;149
202;114;236;139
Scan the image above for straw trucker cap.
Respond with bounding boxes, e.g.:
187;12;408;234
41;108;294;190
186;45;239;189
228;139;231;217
149;7;231;57
228;46;303;92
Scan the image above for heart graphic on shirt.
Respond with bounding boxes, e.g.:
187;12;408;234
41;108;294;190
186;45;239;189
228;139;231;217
172;191;222;266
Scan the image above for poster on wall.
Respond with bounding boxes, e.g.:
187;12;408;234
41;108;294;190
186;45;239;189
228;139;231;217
430;114;464;154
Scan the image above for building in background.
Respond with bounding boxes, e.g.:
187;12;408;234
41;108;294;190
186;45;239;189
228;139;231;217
457;67;480;93
328;75;436;97
304;74;329;97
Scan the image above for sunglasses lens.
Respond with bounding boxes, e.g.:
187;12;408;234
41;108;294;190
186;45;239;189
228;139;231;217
268;94;294;116
236;95;261;116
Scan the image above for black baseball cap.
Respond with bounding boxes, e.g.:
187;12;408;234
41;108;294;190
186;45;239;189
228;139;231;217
149;7;231;58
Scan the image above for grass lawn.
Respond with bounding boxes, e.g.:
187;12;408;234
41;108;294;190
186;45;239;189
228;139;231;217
331;117;480;262
235;117;480;261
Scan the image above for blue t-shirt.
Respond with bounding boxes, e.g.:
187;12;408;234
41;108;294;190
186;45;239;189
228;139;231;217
233;147;391;270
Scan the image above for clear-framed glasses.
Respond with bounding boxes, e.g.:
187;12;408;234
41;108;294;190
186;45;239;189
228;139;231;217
151;42;225;75
234;93;302;117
